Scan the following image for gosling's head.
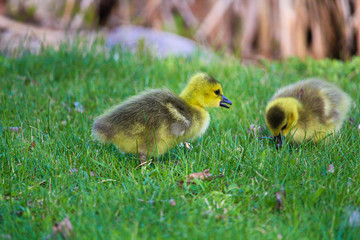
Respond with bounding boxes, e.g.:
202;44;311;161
180;73;232;109
265;97;301;148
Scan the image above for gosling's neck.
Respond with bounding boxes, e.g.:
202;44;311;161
180;88;210;135
180;89;205;109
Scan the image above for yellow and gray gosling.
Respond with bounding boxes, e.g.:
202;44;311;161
92;73;232;162
265;78;351;148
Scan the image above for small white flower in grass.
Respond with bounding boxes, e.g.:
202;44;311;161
169;199;176;206
9;127;21;133
327;164;335;173
349;209;360;227
74;102;84;113
247;124;262;137
113;53;119;62
1;234;11;240
347;178;352;187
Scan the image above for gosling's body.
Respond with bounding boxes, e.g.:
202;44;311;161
93;89;209;156
93;73;231;160
266;79;351;145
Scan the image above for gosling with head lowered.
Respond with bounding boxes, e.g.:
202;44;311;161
93;73;232;163
265;79;351;148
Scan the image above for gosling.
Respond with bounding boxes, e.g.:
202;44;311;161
92;73;232;162
265;78;351;148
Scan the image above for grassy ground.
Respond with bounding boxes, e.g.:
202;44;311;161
1;44;360;239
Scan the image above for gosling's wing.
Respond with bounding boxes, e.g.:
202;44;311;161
270;79;327;124
133;89;194;137
93;90;169;139
274;79;351;125
165;102;192;137
154;90;193;137
308;79;351;124
92;89;193;140
271;80;307;100
300;79;352;124
300;80;329;123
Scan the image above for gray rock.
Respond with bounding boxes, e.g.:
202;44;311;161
106;26;211;58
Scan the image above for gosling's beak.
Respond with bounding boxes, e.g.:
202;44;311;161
220;95;232;108
274;134;283;149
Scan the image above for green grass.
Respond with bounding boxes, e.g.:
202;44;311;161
1;44;360;239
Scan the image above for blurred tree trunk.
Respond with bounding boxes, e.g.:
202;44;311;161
1;0;360;60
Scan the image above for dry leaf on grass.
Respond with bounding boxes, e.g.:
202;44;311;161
28;141;36;151
185;142;193;151
137;198;176;206
15;210;23;216
70;168;95;177
61;103;71;113
28;180;46;190
187;169;212;180
178;169;224;187
179;141;193;151
137;198;155;204
97;179;117;184
48;216;73;240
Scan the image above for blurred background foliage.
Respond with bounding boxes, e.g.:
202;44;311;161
0;0;360;61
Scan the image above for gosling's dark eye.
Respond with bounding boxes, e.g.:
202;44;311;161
281;124;287;130
214;89;220;95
